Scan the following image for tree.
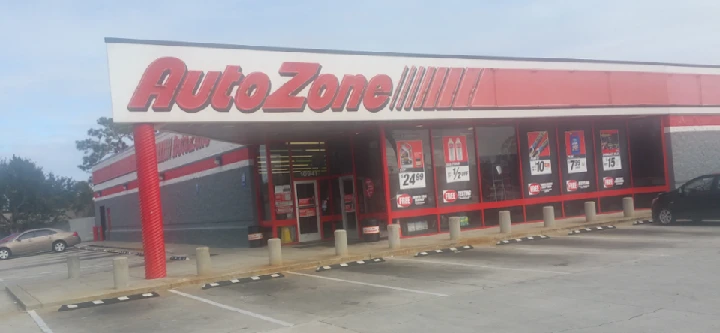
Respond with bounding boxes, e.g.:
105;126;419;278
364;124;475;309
76;117;134;173
0;156;76;232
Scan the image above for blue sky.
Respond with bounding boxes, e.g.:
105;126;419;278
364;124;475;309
1;0;718;180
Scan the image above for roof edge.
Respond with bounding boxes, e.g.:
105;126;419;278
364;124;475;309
105;37;720;69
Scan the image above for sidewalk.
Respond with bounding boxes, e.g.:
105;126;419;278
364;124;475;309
6;212;649;310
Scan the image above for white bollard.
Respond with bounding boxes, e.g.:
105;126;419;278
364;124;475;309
623;197;634;218
196;247;212;276
585;201;596;222
268;238;282;266
335;229;348;257
388;224;401;249
449;217;462;241
499;211;511;234
543;206;555;228
67;255;80;279
113;257;129;289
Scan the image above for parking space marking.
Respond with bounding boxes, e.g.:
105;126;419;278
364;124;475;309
390;257;571;275
168;289;293;327
504;246;671;257
287;271;449;296
28;310;54;333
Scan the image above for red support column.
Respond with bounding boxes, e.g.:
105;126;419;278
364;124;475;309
133;124;167;279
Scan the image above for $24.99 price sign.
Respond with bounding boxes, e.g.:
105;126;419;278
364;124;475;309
399;171;426;190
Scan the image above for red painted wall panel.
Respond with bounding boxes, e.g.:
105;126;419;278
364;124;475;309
699;75;720;105
493;69;611;107
609;72;669;106
666;74;701;105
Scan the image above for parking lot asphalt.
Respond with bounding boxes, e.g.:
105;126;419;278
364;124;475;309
4;223;720;333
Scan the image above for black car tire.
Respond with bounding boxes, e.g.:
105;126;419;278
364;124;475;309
656;208;675;225
0;248;11;260
52;240;67;253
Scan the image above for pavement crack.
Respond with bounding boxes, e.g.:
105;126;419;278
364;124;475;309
548;308;664;333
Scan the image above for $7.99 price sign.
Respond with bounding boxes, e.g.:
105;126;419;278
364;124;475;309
567;157;587;173
399;171;426;190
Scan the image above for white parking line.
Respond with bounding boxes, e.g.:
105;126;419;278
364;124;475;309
287;271;449;296
504;246;671;257
389;258;571;275
28;310;54;333
168;289;293;327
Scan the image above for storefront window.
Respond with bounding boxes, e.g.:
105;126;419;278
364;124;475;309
557;123;596;193
432;128;480;207
628;117;666;187
257;145;271;221
354;130;386;215
440;211;482;231
270;142;293;220
396;215;437;236
290;142;327;178
519;124;561;197
476;126;522;202
594;122;630;190
385;129;436;212
328;138;353;175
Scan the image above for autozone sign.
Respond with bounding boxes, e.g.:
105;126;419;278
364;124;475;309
106;40;720;123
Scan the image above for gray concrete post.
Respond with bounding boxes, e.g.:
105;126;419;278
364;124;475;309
335;229;348;257
388;224;401;249
67;255;80;279
623;197;635;218
449;217;462;241
268;238;282;266
499;211;511;234
585;201;596;222
543;206;555;228
196;247;212;276
113;257;129;289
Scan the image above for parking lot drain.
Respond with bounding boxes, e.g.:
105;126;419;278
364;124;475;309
201;273;285;289
496;235;550;245
58;292;160;311
633;219;653;225
316;258;385;272
415;245;474;257
568;225;617;235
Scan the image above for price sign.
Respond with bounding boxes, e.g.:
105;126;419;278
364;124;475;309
399;171;426;189
445;166;470;183
602;156;622;171
530;160;552;175
567;157;587;173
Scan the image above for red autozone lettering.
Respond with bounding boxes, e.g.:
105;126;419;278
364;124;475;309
128;58;493;114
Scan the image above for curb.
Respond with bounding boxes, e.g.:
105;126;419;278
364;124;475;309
415;245;473;257
568;225;616;235
76;245;144;257
496;235;550;245
316;258;385;272
633;219;653;225
8;213;647;310
58;292;159;311
202;273;284;289
5;285;42;311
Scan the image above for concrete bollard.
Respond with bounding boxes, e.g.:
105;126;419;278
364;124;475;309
113;257;129;290
499;211;511;234
268;238;282;266
449;217;462;241
335;229;348;257
585;201;596;222
196;247;212;276
67;255;80;279
543;206;555;228
623;197;634;218
388;224;401;249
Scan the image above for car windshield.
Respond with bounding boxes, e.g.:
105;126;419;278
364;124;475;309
0;233;19;243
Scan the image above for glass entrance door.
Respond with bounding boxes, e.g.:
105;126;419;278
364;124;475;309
294;181;321;242
339;176;359;239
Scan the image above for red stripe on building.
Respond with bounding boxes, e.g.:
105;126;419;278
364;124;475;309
667;115;720;127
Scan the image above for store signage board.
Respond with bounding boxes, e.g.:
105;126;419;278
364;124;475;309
106;39;720;124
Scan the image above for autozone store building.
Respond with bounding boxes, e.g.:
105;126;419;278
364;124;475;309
99;38;720;260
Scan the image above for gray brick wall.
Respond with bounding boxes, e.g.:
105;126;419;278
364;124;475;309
666;130;720;189
94;165;258;248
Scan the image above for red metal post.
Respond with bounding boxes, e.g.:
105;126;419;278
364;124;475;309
133;124;167;279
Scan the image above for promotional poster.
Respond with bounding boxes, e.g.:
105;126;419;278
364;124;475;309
564;130;588;174
559;128;595;193
397;140;426;190
595;127;629;190
600;130;622;171
442;135;470;183
521;129;558;197
527;131;552;175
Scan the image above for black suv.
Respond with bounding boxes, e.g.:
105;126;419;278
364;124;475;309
652;174;720;224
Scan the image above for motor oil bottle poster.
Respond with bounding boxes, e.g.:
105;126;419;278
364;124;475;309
527;131;552;175
564;131;587;174
397;140;426;190
600;130;622;171
442;136;470;183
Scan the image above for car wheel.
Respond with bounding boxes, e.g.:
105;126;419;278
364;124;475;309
53;241;67;253
0;248;10;260
657;208;675;225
